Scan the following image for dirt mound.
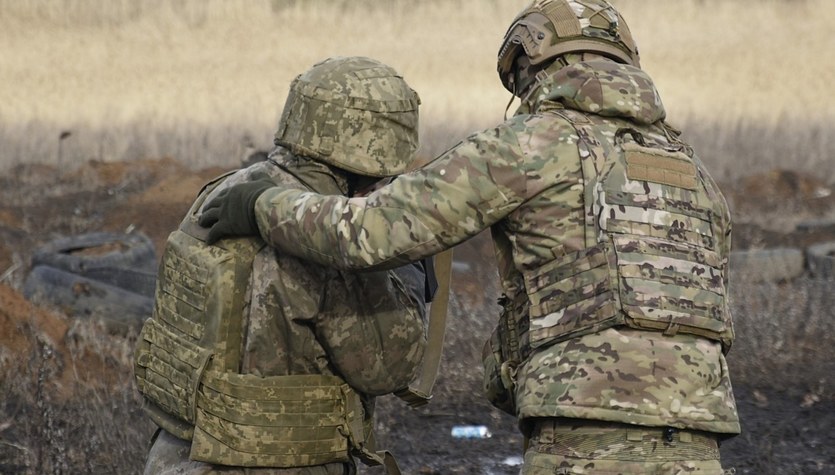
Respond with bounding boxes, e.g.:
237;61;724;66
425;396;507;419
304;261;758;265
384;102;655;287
106;172;225;253
0;157;229;398
0;158;228;278
738;169;831;202
0;283;66;364
0;283;124;399
725;169;835;221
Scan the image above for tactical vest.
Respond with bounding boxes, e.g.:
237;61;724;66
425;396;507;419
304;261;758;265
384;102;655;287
134;174;385;468
521;110;734;355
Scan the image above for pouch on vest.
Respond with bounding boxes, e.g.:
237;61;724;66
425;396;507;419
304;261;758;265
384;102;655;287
134;173;384;468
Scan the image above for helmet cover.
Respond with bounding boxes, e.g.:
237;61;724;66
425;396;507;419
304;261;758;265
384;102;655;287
275;56;421;177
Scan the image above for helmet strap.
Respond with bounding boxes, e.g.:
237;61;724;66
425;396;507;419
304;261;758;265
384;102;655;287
503;75;518;121
503;93;516;121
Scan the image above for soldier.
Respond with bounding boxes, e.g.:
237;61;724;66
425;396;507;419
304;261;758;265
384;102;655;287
135;56;430;474
201;1;741;473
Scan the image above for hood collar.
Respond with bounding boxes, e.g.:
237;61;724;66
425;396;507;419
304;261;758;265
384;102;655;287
516;60;666;125
269;147;350;195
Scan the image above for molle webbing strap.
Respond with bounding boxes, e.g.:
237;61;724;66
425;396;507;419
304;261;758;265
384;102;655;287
348;423;403;475
395;248;453;408
190;371;362;467
503;289;527;365
525;109;732;349
552;109;605;248
542;0;583;38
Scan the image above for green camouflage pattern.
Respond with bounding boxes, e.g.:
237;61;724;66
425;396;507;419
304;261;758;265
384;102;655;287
275;56;420;178
135;189;262;440
498;0;640;93
234;153;426;395
253;60;740;435
138;150;427;471
144;429;351;475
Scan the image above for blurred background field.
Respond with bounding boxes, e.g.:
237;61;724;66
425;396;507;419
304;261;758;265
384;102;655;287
1;0;833;178
1;1;835;474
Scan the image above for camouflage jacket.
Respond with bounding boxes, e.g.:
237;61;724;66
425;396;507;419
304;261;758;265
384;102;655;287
210;151;427;395
254;61;740;435
141;150;427;472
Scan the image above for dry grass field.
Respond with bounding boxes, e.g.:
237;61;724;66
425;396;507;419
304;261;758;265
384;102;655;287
1;1;835;474
1;0;833;176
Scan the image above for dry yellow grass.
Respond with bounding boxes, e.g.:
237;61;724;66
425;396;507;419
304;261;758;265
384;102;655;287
0;0;832;168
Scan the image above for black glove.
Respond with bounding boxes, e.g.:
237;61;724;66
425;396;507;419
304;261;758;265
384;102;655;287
198;173;275;244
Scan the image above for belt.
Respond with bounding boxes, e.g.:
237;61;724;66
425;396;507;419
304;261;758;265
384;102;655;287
530;418;720;462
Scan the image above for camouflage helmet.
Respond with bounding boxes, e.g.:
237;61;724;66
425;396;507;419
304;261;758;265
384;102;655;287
274;56;421;177
497;0;640;94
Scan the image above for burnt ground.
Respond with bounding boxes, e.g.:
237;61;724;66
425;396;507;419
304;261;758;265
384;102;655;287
1;159;834;474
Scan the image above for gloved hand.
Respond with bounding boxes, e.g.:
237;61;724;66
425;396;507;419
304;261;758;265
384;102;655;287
198;173;275;244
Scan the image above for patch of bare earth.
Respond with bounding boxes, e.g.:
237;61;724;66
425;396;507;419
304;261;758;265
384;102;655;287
0;160;833;473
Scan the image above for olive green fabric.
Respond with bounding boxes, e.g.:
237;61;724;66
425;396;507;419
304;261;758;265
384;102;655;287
135;173;261;439
144;430;353;475
394;248;453;408
190;371;361;467
275;56;420;177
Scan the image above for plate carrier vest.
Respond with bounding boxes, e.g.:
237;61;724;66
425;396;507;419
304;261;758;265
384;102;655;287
520;109;734;356
134;174;385;469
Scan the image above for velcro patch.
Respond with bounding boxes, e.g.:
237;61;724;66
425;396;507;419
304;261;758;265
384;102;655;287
625;150;698;190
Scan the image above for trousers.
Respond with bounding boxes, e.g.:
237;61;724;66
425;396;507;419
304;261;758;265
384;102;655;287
521;418;734;475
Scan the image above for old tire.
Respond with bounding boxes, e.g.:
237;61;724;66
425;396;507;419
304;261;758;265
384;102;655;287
730;248;805;283
80;266;157;298
31;231;157;274
806;241;835;279
23;265;153;330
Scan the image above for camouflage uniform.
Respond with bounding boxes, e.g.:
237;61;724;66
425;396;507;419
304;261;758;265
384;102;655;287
200;3;741;473
252;62;741;470
138;57;427;474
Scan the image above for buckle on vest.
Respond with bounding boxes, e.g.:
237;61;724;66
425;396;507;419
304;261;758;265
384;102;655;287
663;320;680;337
663;427;676;443
500;361;518;393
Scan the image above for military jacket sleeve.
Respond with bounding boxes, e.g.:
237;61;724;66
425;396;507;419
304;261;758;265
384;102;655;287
254;125;528;270
314;262;428;395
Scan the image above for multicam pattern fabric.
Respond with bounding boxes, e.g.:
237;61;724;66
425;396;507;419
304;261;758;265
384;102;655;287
522;419;727;475
138;151;427;472
253;60;740;436
497;0;640;93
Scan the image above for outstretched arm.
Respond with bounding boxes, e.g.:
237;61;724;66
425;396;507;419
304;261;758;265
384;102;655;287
199;126;527;270
255;128;527;271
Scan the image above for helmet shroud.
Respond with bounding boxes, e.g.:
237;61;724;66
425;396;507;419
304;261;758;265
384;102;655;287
497;0;640;94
